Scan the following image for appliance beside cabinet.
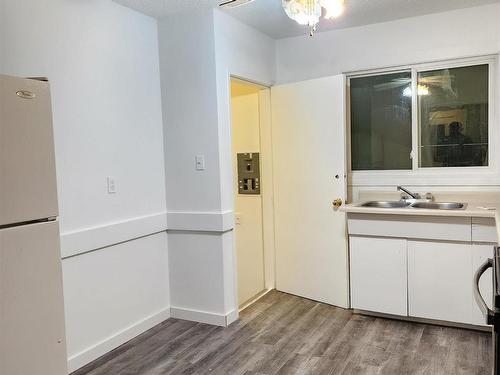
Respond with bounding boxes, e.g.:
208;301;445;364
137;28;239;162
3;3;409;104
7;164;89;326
474;246;500;375
0;75;68;375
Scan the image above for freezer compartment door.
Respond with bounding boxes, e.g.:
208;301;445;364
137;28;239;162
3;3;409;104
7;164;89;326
0;221;67;375
0;75;58;225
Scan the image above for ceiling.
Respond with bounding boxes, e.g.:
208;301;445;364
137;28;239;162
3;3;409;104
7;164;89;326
113;0;500;39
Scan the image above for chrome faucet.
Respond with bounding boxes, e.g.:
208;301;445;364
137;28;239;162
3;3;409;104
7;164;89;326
397;186;434;202
397;186;421;200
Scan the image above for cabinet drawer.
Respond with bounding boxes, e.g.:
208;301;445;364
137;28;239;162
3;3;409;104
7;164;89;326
347;213;471;242
472;217;497;243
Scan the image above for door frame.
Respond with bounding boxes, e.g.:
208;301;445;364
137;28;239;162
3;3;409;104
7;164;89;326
229;75;276;305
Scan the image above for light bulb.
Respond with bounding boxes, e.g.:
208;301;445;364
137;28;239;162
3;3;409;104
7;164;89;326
403;87;412;97
282;0;321;26
418;85;429;96
320;0;344;19
402;85;430;97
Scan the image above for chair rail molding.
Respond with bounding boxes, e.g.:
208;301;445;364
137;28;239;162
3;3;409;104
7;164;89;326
60;212;168;259
166;210;234;233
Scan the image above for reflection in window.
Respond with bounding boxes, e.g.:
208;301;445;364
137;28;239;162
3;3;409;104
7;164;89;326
419;65;489;167
350;72;412;170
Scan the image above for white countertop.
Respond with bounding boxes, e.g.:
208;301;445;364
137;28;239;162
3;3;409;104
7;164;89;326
342;191;500;243
343;201;500;218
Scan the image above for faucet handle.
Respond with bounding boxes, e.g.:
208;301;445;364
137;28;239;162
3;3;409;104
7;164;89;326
424;192;434;200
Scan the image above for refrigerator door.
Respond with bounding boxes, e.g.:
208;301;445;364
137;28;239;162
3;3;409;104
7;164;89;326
0;75;58;225
0;220;67;375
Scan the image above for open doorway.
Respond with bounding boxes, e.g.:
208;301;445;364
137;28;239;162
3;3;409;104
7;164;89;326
230;78;274;309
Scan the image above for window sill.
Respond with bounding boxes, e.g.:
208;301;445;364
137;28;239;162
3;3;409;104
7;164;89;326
349;168;500;186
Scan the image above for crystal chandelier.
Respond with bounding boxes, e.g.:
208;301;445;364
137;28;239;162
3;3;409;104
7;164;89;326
282;0;345;36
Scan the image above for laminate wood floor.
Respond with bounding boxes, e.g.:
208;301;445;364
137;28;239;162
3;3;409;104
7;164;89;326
73;290;492;375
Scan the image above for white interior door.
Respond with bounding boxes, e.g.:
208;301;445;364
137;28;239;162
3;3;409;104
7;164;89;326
271;75;349;308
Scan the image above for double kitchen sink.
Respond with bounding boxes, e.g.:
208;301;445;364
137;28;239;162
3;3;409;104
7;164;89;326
361;201;466;210
359;186;466;210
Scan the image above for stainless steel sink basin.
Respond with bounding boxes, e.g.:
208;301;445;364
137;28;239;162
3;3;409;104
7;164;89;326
361;201;411;208
360;200;467;210
410;202;466;210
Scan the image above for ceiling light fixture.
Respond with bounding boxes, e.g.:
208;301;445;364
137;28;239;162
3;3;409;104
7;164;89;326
403;85;430;97
282;0;345;36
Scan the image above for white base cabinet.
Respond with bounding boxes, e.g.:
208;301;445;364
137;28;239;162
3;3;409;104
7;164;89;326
408;240;472;324
348;219;496;327
350;236;407;316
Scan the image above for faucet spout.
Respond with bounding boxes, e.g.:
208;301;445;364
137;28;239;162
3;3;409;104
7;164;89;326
397;185;420;199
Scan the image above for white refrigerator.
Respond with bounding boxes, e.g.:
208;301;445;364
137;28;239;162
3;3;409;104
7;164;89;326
0;75;68;375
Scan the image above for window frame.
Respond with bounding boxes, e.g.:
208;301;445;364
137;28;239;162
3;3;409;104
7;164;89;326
346;55;497;187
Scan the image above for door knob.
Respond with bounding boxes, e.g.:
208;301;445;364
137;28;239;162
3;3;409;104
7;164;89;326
332;199;343;209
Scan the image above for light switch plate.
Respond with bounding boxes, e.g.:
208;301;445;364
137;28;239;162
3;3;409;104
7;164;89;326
195;155;205;170
107;176;117;194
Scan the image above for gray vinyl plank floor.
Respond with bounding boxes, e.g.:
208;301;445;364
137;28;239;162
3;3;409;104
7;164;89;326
72;290;492;375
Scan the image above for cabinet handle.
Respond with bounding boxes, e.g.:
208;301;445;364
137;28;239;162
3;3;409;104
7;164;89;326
473;257;494;325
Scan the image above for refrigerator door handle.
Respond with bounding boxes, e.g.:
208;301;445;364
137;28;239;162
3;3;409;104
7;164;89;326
474;258;494;325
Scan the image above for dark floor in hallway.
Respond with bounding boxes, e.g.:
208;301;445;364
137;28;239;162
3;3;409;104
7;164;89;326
72;290;492;375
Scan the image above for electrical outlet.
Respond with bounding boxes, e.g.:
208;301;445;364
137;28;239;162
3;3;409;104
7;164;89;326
107;176;117;194
235;213;242;225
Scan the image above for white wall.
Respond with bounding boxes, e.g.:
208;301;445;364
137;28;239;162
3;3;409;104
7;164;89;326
63;233;169;371
157;8;234;327
168;231;227;313
214;10;276;86
157;8;275;327
0;0;169;371
276;3;500;197
159;8;222;213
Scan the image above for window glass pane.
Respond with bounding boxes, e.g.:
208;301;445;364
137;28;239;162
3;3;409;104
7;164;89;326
350;72;412;170
419;64;488;167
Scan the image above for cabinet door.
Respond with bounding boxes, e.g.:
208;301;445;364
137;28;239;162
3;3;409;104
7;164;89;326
350;236;407;316
471;243;494;326
408;240;472;324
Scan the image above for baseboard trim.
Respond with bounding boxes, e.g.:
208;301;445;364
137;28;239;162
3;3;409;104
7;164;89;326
67;308;171;373
170;306;238;327
353;309;492;332
239;289;273;312
225;308;239;326
167;211;234;232
61;212;168;259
